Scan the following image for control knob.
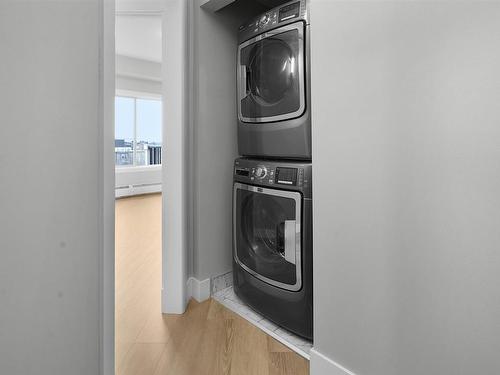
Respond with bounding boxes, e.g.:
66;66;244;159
255;166;267;179
259;13;270;27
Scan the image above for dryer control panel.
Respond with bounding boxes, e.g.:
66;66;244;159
234;157;312;198
238;0;308;43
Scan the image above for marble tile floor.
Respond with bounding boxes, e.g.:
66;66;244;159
212;286;313;359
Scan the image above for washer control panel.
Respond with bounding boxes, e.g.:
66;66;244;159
238;0;308;43
255;165;268;179
234;158;312;197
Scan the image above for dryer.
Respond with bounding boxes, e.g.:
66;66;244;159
232;157;312;340
237;0;311;160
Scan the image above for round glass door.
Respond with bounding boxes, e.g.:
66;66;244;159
248;38;295;106
234;185;301;289
238;23;305;122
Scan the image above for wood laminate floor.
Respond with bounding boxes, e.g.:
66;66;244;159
115;193;309;375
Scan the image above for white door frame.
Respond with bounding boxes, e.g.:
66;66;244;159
100;0;190;373
100;0;115;373
161;0;190;314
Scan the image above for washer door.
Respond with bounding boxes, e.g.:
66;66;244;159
238;22;305;123
233;183;302;291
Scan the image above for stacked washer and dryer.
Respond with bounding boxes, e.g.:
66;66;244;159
232;0;313;340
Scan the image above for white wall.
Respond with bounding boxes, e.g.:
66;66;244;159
116;55;161;81
0;1;110;374
190;0;267;281
116;54;162;95
116;75;161;95
310;1;500;375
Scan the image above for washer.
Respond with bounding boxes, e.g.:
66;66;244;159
237;0;311;160
233;157;312;340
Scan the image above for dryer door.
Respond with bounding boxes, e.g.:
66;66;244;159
238;22;305;123
233;183;302;291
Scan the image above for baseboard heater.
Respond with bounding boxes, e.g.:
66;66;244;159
115;182;162;197
116;182;160;189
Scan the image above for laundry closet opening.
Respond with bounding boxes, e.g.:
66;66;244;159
110;0;307;372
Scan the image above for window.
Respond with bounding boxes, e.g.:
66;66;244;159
115;96;162;167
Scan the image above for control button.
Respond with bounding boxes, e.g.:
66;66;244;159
255;165;268;179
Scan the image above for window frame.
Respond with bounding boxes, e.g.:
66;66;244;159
115;90;162;169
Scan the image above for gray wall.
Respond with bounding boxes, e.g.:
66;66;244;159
311;1;500;374
190;0;266;281
0;1;104;374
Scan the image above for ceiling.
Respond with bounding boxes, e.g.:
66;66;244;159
115;15;162;63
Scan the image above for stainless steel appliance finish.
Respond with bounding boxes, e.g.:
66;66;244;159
237;0;311;160
233;157;313;340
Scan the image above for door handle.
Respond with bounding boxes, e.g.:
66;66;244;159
239;65;248;99
284;220;296;265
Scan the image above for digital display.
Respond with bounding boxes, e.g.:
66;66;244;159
279;2;300;23
275;167;297;185
236;168;250;177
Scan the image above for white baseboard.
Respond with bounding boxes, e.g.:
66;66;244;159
187;277;211;302
310;348;357;375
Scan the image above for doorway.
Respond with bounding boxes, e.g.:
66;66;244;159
113;10;165;373
103;0;227;372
